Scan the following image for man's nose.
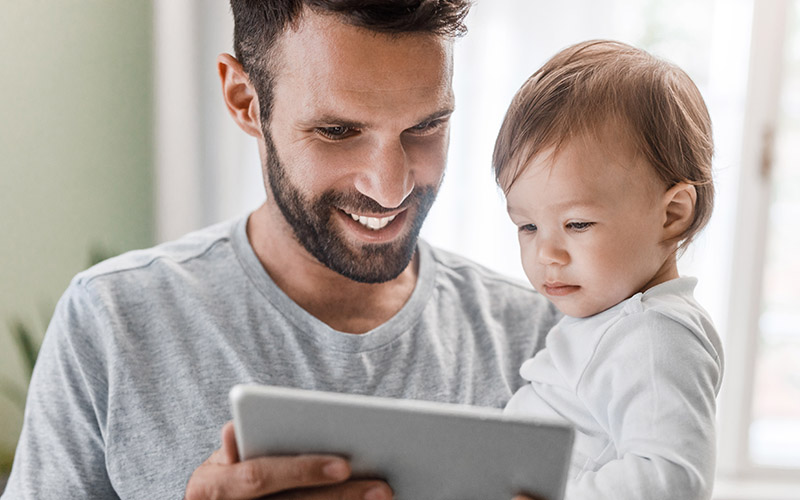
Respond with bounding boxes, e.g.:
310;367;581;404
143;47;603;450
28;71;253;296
354;138;414;209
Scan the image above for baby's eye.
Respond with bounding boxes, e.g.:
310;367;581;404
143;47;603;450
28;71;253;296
566;221;595;232
316;126;359;140
519;223;538;233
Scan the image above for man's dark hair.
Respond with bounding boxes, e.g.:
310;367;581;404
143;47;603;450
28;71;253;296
230;0;471;125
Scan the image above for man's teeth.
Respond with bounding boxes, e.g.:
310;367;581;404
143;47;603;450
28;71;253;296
349;213;397;230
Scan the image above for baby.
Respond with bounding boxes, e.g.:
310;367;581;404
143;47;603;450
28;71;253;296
495;40;724;499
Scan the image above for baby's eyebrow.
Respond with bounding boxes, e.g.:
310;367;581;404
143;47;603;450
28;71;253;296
505;205;527;218
549;200;601;211
507;200;599;213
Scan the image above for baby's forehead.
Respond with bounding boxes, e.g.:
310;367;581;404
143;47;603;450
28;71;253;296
505;135;664;209
501;120;641;188
516;130;645;179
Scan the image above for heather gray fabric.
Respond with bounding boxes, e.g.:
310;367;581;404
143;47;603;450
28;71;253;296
3;216;559;499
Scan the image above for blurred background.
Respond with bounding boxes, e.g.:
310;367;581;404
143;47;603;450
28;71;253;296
0;0;798;497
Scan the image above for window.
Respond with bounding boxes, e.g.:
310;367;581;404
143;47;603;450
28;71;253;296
746;0;800;471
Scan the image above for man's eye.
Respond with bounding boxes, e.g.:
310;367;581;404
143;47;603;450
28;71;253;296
407;119;444;135
316;126;358;140
566;221;594;231
519;223;538;233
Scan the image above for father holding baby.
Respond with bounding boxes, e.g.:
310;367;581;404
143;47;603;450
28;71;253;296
4;1;559;499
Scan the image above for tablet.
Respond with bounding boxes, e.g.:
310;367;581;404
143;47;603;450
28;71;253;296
230;384;574;500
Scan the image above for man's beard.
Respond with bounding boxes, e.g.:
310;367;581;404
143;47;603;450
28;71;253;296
262;131;438;284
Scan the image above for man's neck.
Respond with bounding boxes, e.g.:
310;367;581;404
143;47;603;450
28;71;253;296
246;204;419;334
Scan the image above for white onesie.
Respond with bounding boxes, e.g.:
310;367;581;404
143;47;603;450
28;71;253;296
505;277;724;499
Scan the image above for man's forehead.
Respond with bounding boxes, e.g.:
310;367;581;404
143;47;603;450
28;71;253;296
272;9;453;83
269;9;454;124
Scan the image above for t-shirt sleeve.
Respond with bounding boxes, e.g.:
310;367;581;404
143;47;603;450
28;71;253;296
569;310;721;500
3;281;117;499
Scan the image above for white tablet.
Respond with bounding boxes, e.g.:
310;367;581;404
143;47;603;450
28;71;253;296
230;384;574;500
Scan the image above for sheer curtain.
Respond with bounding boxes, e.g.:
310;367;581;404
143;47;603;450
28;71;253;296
154;0;263;243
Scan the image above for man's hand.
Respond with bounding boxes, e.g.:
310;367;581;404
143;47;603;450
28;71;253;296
186;422;543;500
184;421;394;500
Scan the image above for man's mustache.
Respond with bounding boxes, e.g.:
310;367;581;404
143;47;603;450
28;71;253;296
318;186;431;214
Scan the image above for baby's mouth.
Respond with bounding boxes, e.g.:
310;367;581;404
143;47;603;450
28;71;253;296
543;282;580;296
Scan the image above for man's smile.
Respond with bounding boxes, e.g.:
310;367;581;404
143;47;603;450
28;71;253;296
336;207;409;244
344;210;399;230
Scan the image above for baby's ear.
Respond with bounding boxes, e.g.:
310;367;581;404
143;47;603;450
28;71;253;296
661;182;697;243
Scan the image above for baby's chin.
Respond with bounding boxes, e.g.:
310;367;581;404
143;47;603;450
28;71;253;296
553;295;630;319
535;282;639;318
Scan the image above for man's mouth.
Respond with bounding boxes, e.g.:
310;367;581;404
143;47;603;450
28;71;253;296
344;211;398;231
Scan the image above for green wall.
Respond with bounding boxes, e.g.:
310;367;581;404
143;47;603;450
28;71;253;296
0;1;154;456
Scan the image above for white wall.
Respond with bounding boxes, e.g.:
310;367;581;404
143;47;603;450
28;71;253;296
154;0;264;243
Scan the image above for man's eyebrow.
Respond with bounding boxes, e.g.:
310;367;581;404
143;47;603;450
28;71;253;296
306;107;454;129
416;108;455;124
311;115;367;129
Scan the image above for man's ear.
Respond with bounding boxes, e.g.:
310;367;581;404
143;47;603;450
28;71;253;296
661;182;697;243
217;53;262;138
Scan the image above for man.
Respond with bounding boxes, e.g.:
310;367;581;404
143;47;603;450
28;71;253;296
3;1;558;498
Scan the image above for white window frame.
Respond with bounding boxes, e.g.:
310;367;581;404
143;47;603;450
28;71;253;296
715;0;800;496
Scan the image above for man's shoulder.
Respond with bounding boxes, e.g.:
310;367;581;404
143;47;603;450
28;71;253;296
425;242;536;297
423;241;559;324
422;242;559;359
73;217;243;289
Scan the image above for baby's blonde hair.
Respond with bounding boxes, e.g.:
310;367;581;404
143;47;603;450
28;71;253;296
493;40;714;250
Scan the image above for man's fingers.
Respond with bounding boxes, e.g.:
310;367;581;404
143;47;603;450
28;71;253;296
221;421;239;464
236;454;352;493
272;480;393;500
186;454;352;500
202;422;239;466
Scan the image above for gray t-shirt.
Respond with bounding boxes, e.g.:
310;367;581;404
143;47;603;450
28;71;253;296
4;216;559;499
